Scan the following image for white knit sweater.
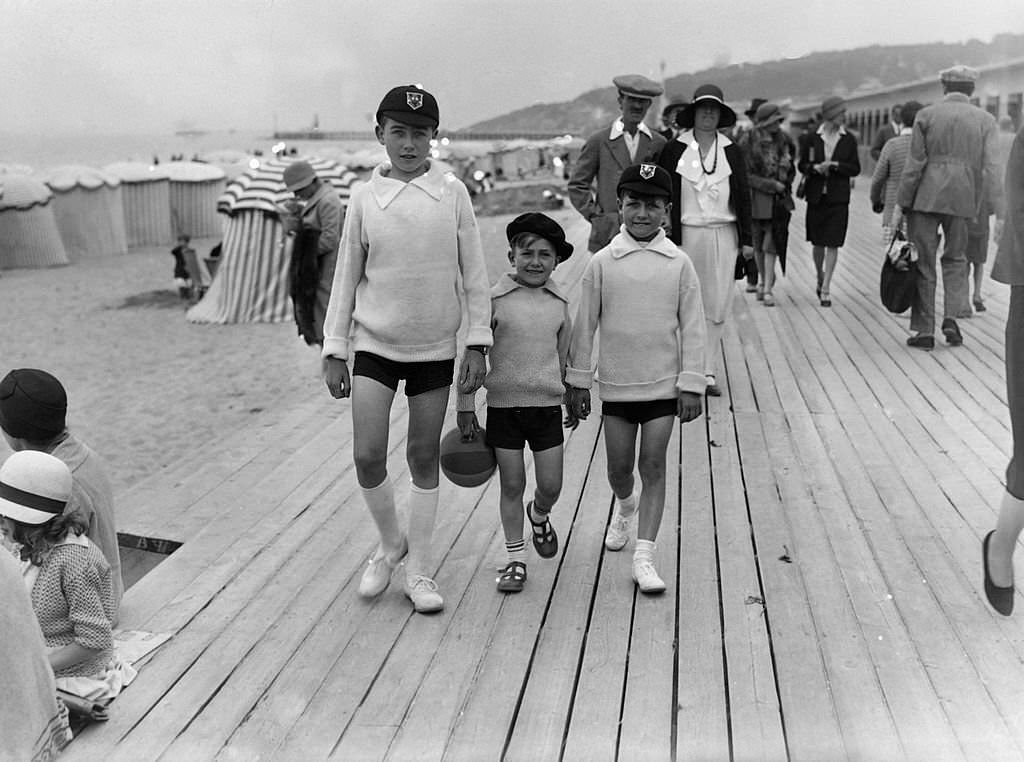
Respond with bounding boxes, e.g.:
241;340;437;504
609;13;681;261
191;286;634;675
566;228;707;400
322;161;492;362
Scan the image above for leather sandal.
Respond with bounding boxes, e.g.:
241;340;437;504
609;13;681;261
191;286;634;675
528;501;558;558
497;561;527;593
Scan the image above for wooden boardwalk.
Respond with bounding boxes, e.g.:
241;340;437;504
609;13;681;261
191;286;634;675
66;188;1019;761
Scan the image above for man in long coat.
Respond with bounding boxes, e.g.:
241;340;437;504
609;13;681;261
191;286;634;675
896;65;1003;349
569;74;667;252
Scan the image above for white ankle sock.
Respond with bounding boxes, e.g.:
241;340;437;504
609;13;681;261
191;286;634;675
634;539;656;564
617;491;638;517
406;483;439;577
361;478;401;550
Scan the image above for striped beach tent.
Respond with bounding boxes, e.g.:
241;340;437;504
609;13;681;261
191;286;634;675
163;161;227;239
187;156;357;324
37;165;128;261
0;175;69;269
104;162;173;248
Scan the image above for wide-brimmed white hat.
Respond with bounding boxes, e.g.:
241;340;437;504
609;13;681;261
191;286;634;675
0;450;72;525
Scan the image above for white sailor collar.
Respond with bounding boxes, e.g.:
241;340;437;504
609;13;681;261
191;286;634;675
608;228;677;259
491;272;569;303
609;118;653;141
370;160;454;208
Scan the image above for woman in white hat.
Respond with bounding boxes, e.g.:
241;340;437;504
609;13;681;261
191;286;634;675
0;450;134;701
658;84;754;397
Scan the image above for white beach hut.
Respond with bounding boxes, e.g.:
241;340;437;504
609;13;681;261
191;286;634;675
187;156;356;324
0;175;69;269
163;161;227;239
37;165;128;261
104;162;173;248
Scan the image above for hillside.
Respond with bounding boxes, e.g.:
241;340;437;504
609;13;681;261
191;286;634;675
464;33;1024;135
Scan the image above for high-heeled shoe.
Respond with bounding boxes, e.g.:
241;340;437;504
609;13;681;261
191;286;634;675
983;531;1014;616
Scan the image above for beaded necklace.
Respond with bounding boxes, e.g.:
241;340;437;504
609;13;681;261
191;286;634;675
697;132;719;175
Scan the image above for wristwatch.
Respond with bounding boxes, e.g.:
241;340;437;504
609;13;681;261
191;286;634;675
467;345;488;356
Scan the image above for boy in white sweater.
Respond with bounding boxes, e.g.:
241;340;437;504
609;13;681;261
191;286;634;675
322;85;492;613
457;213;577;593
567;163;707;593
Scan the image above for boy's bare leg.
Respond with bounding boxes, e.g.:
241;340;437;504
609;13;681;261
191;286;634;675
531;444;564;516
494;448;527;544
635;415;674;542
351;375;401;551
603;415;638;502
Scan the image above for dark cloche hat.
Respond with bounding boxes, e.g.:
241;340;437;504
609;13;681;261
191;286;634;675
677;84;738;129
0;368;67;441
617;163;672;198
376;85;440;128
506;212;574;262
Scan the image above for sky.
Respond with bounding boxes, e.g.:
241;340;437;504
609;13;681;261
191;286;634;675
0;0;1019;135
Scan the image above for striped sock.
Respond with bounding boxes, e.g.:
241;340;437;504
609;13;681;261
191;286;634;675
506;537;527;564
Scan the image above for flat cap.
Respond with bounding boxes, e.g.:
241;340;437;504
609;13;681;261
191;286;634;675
940;64;979;84
617;163;672;198
613;74;663;99
376;85;440;128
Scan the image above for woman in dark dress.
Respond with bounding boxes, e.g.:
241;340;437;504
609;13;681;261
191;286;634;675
798;95;861;307
657;84;753;397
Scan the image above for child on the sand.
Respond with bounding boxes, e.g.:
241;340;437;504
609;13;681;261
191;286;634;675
170;234;193;299
567;163;707;594
457;212;577;593
322;85;491;614
0;451;135;701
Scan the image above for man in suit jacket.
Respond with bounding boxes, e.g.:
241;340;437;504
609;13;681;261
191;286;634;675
870;104;902;162
896;65;1003;349
569;74;667;252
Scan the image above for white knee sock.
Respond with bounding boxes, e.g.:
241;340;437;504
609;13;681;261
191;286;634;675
361;478;401;551
406;483;439;578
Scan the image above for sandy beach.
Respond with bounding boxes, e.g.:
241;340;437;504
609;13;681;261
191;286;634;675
0;206;582;494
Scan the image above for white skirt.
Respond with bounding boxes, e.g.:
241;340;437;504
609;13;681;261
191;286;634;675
680;223;739;324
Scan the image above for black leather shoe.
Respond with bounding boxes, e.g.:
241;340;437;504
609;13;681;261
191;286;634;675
906;334;934;350
941;318;963;346
983;531;1014;616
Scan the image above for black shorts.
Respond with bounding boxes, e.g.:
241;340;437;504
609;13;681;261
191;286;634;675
352;352;454;397
485;406;564;452
602;398;677;425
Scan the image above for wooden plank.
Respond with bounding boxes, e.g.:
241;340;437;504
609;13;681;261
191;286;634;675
617;421;681;761
501;420;610;762
707;389;787;760
676;401;729;760
403;420;603;762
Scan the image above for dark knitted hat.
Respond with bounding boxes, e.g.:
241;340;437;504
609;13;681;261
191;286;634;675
0;369;67;441
506;212;574;262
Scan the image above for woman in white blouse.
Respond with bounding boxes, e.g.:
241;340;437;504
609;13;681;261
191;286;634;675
658;84;753;397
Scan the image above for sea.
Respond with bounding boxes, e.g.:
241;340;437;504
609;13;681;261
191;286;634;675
0;129;382;171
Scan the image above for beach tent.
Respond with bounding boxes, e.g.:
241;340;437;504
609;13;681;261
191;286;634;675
187;156;357;324
104;162;173;248
163;161;227;239
37;165;128;261
0;175;69;269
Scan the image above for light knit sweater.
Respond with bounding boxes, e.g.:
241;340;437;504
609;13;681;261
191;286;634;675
458;273;571;411
322;161;492;362
566;228;707;400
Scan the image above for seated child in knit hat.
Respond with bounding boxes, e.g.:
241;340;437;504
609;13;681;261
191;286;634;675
567;163;707;595
0;450;135;703
0;369;123;611
457;212;577;593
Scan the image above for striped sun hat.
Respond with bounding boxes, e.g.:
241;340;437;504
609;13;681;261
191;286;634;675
0;450;72;525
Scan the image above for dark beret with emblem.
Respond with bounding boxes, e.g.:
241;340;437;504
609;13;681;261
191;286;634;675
376;85;440;128
617;163;672;198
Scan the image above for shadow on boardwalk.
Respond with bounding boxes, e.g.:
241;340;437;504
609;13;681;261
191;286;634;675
67;191;1019;761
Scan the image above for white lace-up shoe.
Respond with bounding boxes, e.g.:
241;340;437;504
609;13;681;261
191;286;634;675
632;559;666;594
358;537;408;598
403;573;444;613
604;510;635;551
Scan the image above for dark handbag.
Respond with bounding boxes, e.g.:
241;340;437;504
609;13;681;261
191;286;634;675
879;232;918;314
734;251;757;281
795;174;807;200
